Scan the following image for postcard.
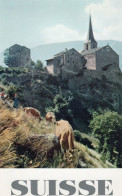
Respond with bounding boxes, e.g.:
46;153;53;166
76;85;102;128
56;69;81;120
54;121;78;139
0;0;122;195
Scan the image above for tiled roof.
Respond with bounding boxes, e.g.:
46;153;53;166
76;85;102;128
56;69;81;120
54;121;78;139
54;51;66;57
81;47;104;56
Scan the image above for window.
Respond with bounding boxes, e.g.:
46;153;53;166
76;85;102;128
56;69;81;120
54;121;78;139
73;61;74;64
106;47;110;52
67;60;69;63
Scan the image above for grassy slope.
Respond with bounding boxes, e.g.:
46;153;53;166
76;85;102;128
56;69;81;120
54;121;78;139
0;99;115;168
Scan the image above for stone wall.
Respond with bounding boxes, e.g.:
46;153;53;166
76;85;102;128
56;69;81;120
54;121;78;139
53;49;85;79
21;47;30;67
67;69;122;113
96;46;119;71
63;49;84;73
53;55;64;76
67;69;122;90
83;53;96;70
9;44;30;67
46;59;54;74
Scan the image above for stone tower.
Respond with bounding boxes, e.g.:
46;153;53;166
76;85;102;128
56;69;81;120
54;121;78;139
84;15;97;50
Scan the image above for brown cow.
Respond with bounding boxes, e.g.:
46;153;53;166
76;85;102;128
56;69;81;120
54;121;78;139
55;120;74;152
23;107;42;121
46;112;56;123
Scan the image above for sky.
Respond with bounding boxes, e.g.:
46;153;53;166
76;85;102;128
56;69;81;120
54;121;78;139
0;0;122;52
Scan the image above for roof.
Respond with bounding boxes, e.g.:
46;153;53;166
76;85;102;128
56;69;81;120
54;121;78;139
81;47;104;56
9;44;22;49
9;44;30;51
54;51;66;57
46;58;54;61
54;48;78;57
46;48;79;61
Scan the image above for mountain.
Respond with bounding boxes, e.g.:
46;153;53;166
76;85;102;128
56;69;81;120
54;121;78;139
0;40;122;70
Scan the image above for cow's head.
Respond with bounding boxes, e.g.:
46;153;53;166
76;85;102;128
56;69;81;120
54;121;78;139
50;113;56;124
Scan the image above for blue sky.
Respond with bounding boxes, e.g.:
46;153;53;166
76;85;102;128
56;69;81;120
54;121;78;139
0;0;121;52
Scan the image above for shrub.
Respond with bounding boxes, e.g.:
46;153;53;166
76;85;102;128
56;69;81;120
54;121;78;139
7;84;23;98
89;110;122;167
46;93;74;125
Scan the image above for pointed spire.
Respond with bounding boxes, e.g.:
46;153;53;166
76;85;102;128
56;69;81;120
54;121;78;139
84;15;97;50
86;15;96;42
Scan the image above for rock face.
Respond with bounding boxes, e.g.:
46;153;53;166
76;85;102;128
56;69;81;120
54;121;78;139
66;69;122;113
23;134;60;160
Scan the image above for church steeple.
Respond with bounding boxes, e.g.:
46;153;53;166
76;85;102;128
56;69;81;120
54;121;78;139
84;15;97;50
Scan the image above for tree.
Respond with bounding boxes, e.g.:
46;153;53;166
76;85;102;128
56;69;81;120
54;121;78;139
4;49;16;67
89;110;122;167
26;60;35;69
46;92;74;125
34;60;44;70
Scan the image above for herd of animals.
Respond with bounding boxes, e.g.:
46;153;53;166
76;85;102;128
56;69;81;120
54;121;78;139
0;91;75;153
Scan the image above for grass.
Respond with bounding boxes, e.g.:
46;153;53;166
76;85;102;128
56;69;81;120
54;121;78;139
0;99;56;167
0;99;114;168
0;100;78;168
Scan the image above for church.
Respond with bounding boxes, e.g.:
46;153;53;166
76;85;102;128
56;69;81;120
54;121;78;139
46;16;120;78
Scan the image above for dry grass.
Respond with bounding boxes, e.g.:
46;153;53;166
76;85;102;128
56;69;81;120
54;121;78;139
0;99;56;168
0;101;82;168
75;141;106;168
0;99;114;168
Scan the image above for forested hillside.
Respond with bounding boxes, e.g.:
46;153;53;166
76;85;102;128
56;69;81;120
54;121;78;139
0;65;122;168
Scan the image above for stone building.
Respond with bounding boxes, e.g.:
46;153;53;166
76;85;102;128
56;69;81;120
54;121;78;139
81;15;120;72
46;16;121;79
9;44;30;67
46;48;86;78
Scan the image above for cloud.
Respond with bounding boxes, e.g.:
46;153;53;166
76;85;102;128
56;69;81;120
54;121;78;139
85;0;122;41
41;24;85;44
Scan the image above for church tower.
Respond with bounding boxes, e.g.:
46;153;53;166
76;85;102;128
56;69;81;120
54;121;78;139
84;15;97;50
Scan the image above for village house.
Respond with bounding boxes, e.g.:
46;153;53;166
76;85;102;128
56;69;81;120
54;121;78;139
46;16;120;79
9;44;30;67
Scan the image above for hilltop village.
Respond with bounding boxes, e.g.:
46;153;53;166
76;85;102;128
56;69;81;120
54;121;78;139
0;16;122;168
4;16;121;83
46;16;121;85
1;16;122;113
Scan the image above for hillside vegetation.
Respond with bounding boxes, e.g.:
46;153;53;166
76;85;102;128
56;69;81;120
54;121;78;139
0;65;121;168
0;99;114;168
0;65;122;132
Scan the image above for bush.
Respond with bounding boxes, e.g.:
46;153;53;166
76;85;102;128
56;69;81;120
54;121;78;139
89;110;122;167
2;79;9;86
7;84;23;99
46;93;74;125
